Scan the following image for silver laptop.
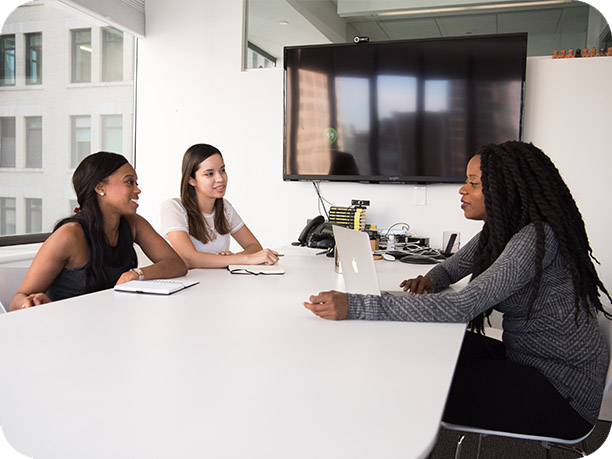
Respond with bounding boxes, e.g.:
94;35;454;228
332;225;407;296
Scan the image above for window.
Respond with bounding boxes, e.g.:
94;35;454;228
71;116;91;167
102;115;123;153
0;1;135;245
71;28;91;83
247;42;276;69
69;199;78;215
25;116;43;168
25;198;43;233
0;117;16;168
0;34;15;86
26;32;43;85
0;197;16;236
102;27;123;81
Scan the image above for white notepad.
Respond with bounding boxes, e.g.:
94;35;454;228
114;279;199;295
227;265;285;275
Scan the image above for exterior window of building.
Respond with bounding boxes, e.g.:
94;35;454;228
71;116;91;167
0;197;16;236
102;115;123;154
25;198;43;234
26;116;43;168
102;27;123;82
247;42;276;69
26;32;43;85
0;1;135;245
0;117;16;168
0;34;16;86
71;28;91;83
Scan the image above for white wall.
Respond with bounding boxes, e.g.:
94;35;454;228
135;0;612;289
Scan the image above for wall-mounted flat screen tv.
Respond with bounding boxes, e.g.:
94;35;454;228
283;33;527;184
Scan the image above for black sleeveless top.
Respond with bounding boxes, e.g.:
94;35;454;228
47;220;137;301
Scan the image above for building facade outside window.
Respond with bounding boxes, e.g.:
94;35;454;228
0;197;17;236
102;115;123;154
0;117;16;168
0;34;15;86
71;28;91;83
25;32;42;85
25;116;42;168
102;27;123;81
71;115;91;168
0;0;135;240
25;198;42;234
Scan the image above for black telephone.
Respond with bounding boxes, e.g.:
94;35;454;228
297;215;335;249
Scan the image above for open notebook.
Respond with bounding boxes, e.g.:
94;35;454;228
227;265;285;275
114;279;199;295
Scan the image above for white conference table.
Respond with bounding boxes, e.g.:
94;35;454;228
0;251;467;459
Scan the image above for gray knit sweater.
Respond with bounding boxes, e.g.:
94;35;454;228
347;224;609;425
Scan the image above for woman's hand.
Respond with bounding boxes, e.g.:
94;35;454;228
218;251;233;256
246;249;279;265
116;269;140;285
304;290;349;320
400;275;434;294
13;292;52;310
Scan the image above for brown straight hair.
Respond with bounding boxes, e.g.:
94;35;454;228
180;144;231;244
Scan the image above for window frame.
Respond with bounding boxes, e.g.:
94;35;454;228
101;26;123;82
0;197;17;236
25;116;43;168
0;117;17;168
0;3;137;247
70;115;91;168
0;34;16;87
25;32;43;85
71;28;92;83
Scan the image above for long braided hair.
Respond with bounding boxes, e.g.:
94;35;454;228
468;141;611;333
54;152;137;293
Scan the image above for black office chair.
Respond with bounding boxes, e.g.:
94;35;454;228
441;313;612;459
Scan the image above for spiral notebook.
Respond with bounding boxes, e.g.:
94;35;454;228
114;279;199;295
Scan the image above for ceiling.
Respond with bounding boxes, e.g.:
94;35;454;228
247;0;605;62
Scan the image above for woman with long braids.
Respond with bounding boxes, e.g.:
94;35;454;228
304;140;611;438
10;152;186;310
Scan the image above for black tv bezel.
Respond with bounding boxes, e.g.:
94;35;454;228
282;33;527;185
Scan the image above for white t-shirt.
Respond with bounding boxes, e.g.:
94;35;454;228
160;197;245;254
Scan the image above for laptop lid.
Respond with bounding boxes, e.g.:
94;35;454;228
332;225;381;295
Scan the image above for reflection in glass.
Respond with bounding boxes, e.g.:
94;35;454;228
71;116;91;167
25;198;42;234
26;33;43;85
102;27;123;81
26;116;43;168
284;34;526;183
0;35;15;86
72;28;91;83
0;117;16;168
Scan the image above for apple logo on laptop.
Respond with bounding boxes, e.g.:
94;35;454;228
351;257;359;273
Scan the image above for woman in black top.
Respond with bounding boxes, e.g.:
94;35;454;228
10;152;186;310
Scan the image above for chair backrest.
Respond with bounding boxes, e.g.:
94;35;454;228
0;266;30;313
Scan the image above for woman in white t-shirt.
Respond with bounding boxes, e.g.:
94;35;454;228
160;144;279;268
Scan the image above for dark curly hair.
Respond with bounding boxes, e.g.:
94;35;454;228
468;141;611;333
